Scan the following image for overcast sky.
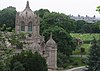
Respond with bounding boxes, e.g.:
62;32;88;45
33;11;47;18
0;0;100;17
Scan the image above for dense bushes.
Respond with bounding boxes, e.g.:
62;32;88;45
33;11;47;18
9;51;48;71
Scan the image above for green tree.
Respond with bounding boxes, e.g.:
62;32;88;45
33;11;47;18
36;9;77;68
35;9;50;18
87;37;100;71
96;6;100;13
42;25;76;68
11;62;25;71
35;9;76;33
81;24;92;33
75;20;87;33
9;51;48;71
0;6;16;29
90;23;100;33
43;26;76;56
57;52;71;68
0;29;26;71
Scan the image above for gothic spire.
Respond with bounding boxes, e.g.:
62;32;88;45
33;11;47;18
26;1;30;9
46;32;57;48
50;32;52;39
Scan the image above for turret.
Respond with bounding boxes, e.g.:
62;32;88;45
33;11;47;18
46;32;57;69
46;32;57;48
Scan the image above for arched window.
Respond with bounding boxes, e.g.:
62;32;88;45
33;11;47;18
28;22;32;32
20;21;25;31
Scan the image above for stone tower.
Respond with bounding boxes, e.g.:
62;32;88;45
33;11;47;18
15;1;40;40
46;33;57;69
15;1;57;70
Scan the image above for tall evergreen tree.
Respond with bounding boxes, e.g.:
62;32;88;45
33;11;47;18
87;37;100;71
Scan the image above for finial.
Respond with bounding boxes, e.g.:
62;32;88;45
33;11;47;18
50;32;52;39
41;33;45;42
26;1;30;9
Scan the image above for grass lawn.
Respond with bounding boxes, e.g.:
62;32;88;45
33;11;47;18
70;33;100;41
71;33;100;55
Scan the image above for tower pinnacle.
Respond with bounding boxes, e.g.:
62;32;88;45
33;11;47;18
26;1;30;9
50;32;52;39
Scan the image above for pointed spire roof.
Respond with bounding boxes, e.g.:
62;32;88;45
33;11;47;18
19;1;35;21
46;32;57;47
25;1;30;9
50;32;53;39
41;34;45;42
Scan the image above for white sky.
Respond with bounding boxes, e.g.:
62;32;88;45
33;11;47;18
0;0;100;17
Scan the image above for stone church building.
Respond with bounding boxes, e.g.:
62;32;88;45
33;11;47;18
15;1;57;70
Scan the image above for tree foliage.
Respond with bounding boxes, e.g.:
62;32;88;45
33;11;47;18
75;20;87;33
35;9;77;68
96;6;100;13
0;26;26;71
0;7;99;33
42;26;76;68
87;37;100;71
35;9;77;56
0;6;16;30
9;51;48;71
43;26;76;56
